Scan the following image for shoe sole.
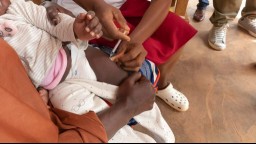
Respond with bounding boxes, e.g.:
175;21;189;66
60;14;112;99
208;39;226;51
156;94;189;112
157;87;189;112
193;15;205;22
238;23;256;38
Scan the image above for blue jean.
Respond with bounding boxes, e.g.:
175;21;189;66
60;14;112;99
197;0;209;10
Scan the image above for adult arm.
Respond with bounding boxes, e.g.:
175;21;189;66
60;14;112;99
125;0;172;45
85;47;155;138
37;62;155;140
73;0;130;41
97;73;155;139
112;0;173;71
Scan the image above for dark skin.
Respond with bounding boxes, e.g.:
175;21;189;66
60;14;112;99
85;46;128;85
2;1;102;41
42;2;103;39
87;47;156;138
110;0;173;71
73;0;173;72
1;0;154;140
0;0;154;140
42;1;75;25
86;46;155;138
0;0;11;15
74;11;103;40
73;0;131;42
98;72;155;138
44;0;180;90
41;2;155;139
40;46;155;139
42;1;130;41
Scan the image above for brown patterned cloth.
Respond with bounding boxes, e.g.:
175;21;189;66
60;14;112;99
0;38;107;143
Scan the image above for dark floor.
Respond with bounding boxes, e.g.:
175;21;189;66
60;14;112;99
157;0;256;142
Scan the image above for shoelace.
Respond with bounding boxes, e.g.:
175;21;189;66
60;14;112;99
213;24;229;43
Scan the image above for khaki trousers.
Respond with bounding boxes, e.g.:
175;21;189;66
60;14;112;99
210;0;256;26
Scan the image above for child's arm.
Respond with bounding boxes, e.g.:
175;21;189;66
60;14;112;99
74;0;130;41
85;46;129;86
9;0;99;42
42;1;75;25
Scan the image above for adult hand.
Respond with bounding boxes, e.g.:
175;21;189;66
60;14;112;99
97;72;155;138
91;2;130;41
111;41;147;72
116;72;155;116
74;11;103;40
43;1;75;25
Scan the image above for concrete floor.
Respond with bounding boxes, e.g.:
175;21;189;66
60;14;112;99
156;0;256;142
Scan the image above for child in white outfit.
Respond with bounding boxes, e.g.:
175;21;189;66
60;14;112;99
0;0;174;142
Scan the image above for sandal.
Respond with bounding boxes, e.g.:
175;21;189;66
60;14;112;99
157;83;189;112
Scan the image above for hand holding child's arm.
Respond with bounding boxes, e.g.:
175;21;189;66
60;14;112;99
74;11;103;41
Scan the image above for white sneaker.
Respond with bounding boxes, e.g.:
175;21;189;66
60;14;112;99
157;83;189;112
208;24;229;51
238;16;256;37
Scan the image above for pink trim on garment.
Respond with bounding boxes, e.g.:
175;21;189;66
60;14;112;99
41;48;67;90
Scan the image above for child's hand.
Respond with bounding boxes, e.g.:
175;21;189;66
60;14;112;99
38;88;50;108
74;11;103;41
44;1;75;25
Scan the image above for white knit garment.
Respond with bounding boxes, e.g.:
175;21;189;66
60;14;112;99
0;0;87;87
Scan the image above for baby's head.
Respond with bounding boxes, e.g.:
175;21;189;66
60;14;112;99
0;0;11;16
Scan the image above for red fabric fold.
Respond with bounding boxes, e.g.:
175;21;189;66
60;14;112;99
91;0;197;65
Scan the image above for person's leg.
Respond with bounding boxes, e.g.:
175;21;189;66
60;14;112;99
194;0;210;22
140;11;195;112
157;47;183;90
210;0;242;26
242;0;256;18
156;47;189;112
238;0;256;37
208;0;243;50
91;1;197;112
198;0;209;9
